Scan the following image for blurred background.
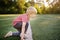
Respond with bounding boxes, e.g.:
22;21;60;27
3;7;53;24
0;0;60;40
0;0;60;14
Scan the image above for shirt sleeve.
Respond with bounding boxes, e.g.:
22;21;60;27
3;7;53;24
22;15;28;22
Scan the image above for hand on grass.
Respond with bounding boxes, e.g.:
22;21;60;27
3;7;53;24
21;38;24;40
20;33;24;40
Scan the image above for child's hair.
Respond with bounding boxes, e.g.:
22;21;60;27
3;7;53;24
26;6;37;14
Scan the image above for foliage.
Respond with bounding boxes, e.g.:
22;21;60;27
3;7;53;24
0;0;60;14
0;0;18;14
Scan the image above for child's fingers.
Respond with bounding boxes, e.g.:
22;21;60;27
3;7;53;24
21;38;24;40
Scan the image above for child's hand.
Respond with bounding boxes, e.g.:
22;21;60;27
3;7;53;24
21;37;24;40
21;38;24;40
20;33;24;37
20;33;24;40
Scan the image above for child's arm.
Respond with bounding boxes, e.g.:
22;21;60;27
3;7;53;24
20;22;26;40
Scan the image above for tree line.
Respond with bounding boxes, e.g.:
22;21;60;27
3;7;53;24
0;0;60;14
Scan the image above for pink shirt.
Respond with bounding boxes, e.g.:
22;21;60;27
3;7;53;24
12;14;29;26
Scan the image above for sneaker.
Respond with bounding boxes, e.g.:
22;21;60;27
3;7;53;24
4;31;12;38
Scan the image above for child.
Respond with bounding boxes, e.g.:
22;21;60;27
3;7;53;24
4;6;37;40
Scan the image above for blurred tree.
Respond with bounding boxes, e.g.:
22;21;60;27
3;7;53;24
0;0;60;14
34;4;42;14
17;0;25;13
24;2;31;12
47;0;60;14
0;0;18;14
17;0;25;9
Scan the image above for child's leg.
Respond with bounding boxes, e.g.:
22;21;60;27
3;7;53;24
4;22;28;38
4;31;12;38
12;31;20;37
4;31;21;38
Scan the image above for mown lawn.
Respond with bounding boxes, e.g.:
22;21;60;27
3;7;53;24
0;14;60;40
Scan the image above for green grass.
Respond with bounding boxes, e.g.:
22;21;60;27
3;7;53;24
0;14;60;40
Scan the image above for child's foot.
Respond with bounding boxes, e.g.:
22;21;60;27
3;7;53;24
4;31;12;38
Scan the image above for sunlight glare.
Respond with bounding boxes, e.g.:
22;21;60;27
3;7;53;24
44;0;49;7
48;0;54;4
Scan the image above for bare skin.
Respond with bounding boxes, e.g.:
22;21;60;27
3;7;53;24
20;22;26;40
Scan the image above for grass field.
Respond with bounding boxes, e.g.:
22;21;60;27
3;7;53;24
0;14;60;40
